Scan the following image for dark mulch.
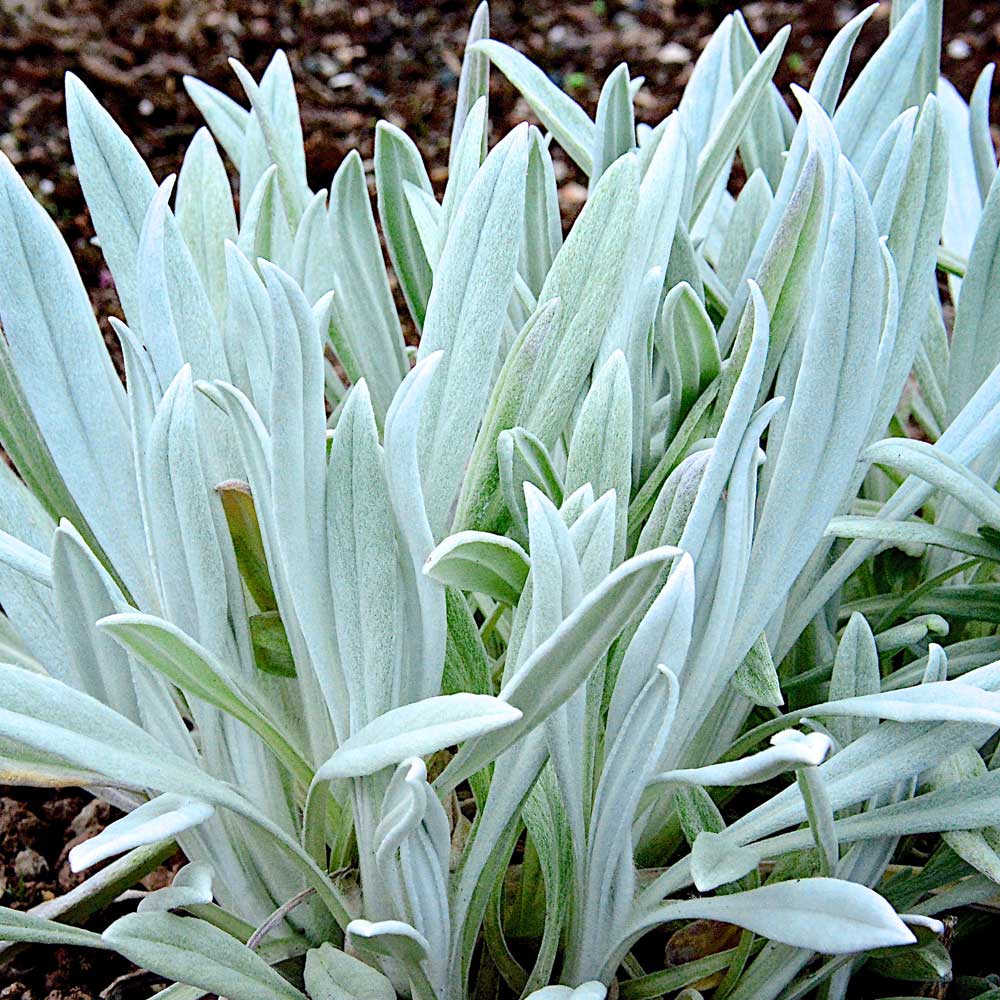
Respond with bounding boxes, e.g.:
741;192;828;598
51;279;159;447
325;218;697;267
0;0;998;996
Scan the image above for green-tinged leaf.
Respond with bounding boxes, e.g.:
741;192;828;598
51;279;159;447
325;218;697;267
659;282;722;440
237;164;293;270
521;153;639;451
926;745;1000;883
104;912;306;1000
868;938;952;982
249;612;296;678
425;532;529;606
216;480;276;612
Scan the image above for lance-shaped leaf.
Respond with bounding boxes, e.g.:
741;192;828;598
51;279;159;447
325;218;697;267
691;26;789;221
0;907;107;950
382;352;448;707
375;122;435;328
70;794;214;873
948;167;1000;418
590;64;635;187
183;74;249;165
926;745;1000;883
175;127;237;323
98;612;312;789
970;64;997;199
438;545;680;792
222;241;274;422
454;299;562;535
0;153;150;603
416;124;531;538
328;151;409;424
520;131;562;297
65;73;157;332
317;694;523;779
730;632;782;708
104;912;307;1000
229;54;308;225
520;153;639;451
326;381;404;730
305;942;396;1000
138;176;229;386
809;4;877;113
629;879;915;958
0;335;98;555
442;97;488;231
718;170;773;293
248;612;296;678
833;1;927;169
450;2;490;172
606;552;695;741
570;666;679;982
424;532;529;606
828;612;880;748
237;165;293;269
565;350;633;563
473;40;595;173
693;765;1000;891
659;282;722;440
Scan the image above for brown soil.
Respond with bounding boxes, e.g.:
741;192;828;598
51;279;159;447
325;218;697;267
0;0;998;996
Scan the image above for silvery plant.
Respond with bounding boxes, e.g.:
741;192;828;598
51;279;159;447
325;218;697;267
0;0;999;997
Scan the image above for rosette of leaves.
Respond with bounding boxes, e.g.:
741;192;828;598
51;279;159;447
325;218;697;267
0;2;999;998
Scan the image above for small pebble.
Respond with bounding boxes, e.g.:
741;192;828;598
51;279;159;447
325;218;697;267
947;38;972;60
657;42;692;65
13;848;48;879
